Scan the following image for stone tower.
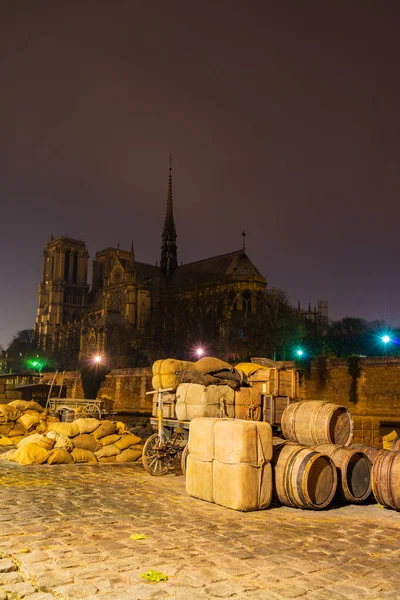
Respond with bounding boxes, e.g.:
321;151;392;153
160;158;178;278
35;236;89;353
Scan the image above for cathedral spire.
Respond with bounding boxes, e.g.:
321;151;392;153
160;156;178;278
128;240;136;280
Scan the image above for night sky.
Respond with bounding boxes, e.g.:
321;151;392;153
1;1;400;347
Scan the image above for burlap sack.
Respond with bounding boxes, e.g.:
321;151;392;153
7;400;30;412
115;421;129;434
46;422;80;437
11;443;50;465
235;363;264;376
116;448;142;462
17;434;42;448
0;436;14;446
10;436;24;445
0;424;13;436
17;412;43;431
98;456;117;463
46;431;74;452
0;405;21;423
25;401;44;413
36;435;56;451
8;423;26;438
114;433;142;450
73;434;102;452
194;357;233;375
71;448;98;463
74;418;102;435
100;434;121;446
92;421;117;440
95;444;120;458
47;448;74;464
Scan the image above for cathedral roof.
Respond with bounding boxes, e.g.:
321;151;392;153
168;250;266;289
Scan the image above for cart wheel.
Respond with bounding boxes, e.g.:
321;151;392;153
181;443;189;476
83;403;102;419
142;433;172;476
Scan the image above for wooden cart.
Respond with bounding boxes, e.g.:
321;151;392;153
142;389;189;476
46;396;116;420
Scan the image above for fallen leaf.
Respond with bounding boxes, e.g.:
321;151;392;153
140;570;168;583
130;533;146;540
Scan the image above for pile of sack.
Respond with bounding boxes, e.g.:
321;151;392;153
151;357;269;421
0;400;60;446
0;400;143;466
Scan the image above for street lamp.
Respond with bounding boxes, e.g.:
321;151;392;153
195;347;205;358
296;349;304;357
382;335;391;344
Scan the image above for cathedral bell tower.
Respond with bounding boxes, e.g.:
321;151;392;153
160;157;178;278
35;236;89;353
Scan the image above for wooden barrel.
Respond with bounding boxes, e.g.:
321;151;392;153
314;444;371;502
390;439;400;452
281;401;353;446
272;442;337;510
372;450;400;510
348;443;383;463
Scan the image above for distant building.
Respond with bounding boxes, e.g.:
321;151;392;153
34;163;267;363
298;300;329;329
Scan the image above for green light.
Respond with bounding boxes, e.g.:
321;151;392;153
296;349;303;356
382;335;391;344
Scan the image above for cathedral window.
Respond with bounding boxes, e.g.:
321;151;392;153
242;290;252;315
72;251;78;283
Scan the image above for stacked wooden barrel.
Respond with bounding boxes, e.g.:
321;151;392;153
371;450;400;511
272;440;337;510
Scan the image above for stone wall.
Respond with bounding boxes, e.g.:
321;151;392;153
42;368;153;414
299;357;400;423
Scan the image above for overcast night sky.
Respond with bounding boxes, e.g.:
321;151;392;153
1;1;400;347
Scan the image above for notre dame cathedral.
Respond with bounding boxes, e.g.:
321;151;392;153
35;164;267;365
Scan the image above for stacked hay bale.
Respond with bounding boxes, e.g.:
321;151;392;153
186;418;273;511
0;417;143;466
151;357;243;421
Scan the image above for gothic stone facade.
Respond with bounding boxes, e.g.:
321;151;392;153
35;166;267;360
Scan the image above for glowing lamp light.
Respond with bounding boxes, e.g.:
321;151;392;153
382;335;391;344
296;349;303;357
93;355;102;364
196;347;204;358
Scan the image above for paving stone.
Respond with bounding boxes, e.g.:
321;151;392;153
0;558;17;573
1;581;37;597
269;583;308;598
0;571;24;585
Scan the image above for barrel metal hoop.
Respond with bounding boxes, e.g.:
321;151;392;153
295;451;319;508
384;451;396;509
373;451;387;506
286;401;303;443
311;401;328;446
284;446;305;507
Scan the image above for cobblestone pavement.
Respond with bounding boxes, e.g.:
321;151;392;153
0;461;400;600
